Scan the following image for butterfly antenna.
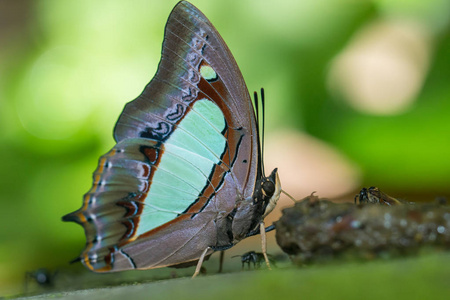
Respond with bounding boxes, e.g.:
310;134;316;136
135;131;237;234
253;90;265;177
253;91;259;128
261;88;266;177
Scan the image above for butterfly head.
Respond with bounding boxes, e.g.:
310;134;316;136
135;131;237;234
260;168;281;218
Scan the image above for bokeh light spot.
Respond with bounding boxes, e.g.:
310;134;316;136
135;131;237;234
265;130;361;200
328;19;432;115
15;46;93;140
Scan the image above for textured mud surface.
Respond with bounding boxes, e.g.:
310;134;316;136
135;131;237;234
275;193;450;264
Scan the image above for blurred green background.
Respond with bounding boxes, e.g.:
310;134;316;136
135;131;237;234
1;0;449;296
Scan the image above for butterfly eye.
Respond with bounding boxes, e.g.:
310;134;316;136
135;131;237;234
262;180;275;197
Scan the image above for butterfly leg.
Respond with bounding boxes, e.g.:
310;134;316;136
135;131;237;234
218;250;225;273
192;247;211;278
260;222;272;270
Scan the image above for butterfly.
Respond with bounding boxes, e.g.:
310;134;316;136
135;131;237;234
63;1;281;277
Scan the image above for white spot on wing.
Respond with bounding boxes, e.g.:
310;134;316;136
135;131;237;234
200;65;217;81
